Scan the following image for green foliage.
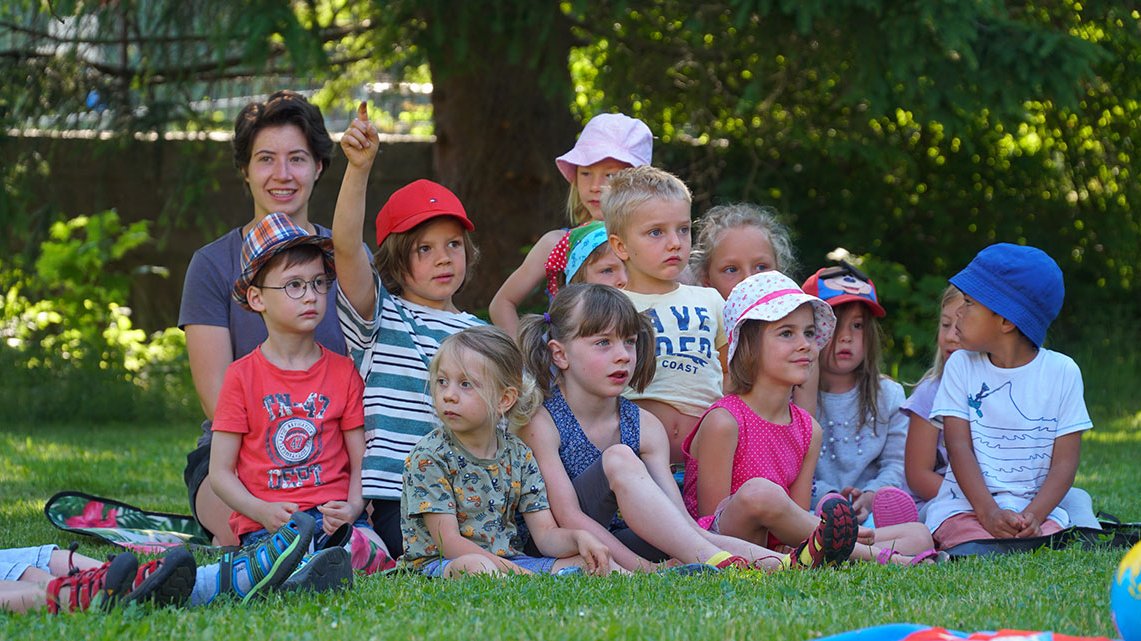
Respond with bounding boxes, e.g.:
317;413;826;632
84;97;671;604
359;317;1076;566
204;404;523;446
0;211;195;422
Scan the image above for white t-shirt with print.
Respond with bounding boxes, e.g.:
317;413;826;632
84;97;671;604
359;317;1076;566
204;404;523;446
924;348;1092;531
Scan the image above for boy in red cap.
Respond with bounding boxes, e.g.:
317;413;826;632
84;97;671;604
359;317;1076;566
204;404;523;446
334;104;485;557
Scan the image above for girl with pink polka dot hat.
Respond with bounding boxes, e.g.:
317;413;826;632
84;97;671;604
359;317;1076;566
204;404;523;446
489;113;652;338
682;271;941;565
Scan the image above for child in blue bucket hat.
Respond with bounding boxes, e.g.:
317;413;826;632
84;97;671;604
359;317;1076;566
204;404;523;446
923;243;1094;550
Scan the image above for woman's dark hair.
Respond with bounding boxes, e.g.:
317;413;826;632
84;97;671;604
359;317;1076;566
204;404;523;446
232;90;334;181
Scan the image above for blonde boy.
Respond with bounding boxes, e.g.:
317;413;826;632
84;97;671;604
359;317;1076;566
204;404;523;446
604;166;728;464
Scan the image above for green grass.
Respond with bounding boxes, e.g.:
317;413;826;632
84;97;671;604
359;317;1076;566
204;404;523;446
1;410;1138;639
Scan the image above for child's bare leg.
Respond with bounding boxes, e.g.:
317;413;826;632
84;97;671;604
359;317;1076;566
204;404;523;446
442;554;512;578
698;531;788;570
16;567;53;587
848;522;935;563
710;478;821;546
46;550;100;576
602;446;790;568
0;581;47;613
602;446;725;564
633;399;697;465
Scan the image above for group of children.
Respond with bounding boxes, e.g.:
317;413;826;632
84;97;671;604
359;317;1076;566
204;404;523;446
9;98;1097;613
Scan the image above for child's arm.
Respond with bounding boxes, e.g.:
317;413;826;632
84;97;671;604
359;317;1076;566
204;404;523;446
689;408;739;516
860;385;908;493
209;432;297;533
488;230;565;338
788;421;823;511
421;513;525;574
944;415;1024;537
904;414;944;501
1020;432;1082;537
522;509;613;576
333;102;381;321
317;426;366;536
639;410;689;507
517;411;654;571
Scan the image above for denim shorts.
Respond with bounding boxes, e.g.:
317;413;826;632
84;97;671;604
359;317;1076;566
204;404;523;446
0;545;57;581
419;554;557;577
239;507;371;550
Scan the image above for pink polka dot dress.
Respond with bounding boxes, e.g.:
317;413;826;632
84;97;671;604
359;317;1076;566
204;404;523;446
681;395;813;522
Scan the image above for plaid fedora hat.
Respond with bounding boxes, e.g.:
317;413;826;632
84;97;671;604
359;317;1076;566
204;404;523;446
232;213;334;310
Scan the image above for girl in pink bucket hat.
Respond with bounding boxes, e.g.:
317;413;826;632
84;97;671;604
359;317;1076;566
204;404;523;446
682;271;942;566
489;113;653;337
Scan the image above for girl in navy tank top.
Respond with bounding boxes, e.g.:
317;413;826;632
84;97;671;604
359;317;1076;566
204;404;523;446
516;284;812;572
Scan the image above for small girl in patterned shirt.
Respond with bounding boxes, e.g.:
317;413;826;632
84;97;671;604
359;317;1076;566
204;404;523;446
400;326;620;577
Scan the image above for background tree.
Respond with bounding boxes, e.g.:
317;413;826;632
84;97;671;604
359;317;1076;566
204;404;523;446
2;1;1137;334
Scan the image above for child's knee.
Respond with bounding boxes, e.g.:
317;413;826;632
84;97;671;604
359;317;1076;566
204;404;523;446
601;444;643;481
444;555;499;577
735;478;786;516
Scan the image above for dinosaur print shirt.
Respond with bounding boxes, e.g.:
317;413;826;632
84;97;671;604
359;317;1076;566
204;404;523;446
400;427;549;567
924;348;1092;531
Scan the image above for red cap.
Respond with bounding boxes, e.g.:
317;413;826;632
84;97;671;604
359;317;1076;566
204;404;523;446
375;179;474;247
802;264;886;317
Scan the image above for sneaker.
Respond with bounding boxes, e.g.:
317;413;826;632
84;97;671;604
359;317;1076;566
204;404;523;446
124;546;196;607
815;491;847;517
705;551;749;569
218;511;315;603
46;552;138;614
659;563;720;575
872;487;919;528
278;547;353;593
790;496;858;568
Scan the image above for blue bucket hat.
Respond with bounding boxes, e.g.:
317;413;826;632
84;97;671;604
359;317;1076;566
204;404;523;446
949;243;1063;347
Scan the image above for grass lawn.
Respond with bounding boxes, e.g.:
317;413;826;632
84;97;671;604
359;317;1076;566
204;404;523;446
1;408;1138;640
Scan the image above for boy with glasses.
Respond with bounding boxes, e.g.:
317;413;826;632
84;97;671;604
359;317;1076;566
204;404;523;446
206;213;393;598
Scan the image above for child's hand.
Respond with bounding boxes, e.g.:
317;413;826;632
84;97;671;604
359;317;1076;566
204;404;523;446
850;490;875;524
1016;510;1043;538
980;506;1025;538
840;487;870;523
573;531;612;576
257;502;298;533
493;556;530;575
857;526;876;546
340;101;380;168
317;500;361;535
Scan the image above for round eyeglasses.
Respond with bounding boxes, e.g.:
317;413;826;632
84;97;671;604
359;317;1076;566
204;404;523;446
258;274;335;299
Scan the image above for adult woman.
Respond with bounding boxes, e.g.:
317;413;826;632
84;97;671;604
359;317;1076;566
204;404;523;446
178;91;346;545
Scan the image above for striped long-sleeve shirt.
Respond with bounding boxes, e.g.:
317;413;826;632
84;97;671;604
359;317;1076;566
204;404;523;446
338;271;484;501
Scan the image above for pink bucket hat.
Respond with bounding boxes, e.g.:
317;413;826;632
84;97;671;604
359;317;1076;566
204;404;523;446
555;113;653;183
724;271;836;362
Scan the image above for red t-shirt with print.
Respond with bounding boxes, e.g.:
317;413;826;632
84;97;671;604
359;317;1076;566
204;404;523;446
213;346;365;536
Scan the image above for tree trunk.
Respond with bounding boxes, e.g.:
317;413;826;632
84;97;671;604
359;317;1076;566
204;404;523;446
425;5;578;313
